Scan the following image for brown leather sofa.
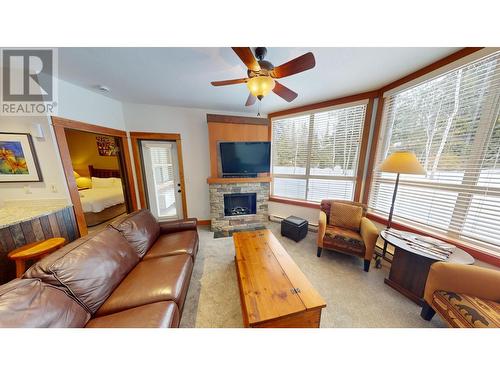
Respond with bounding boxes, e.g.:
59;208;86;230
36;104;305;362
0;210;198;328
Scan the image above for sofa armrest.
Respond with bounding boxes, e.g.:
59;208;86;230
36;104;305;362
424;262;500;305
360;217;379;260
317;211;327;247
159;218;198;235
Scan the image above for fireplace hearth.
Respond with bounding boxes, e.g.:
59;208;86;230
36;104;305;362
224;193;256;217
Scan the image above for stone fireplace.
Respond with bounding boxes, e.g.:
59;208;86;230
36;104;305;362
209;182;269;232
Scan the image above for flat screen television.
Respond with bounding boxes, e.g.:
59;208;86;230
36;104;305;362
219;142;271;176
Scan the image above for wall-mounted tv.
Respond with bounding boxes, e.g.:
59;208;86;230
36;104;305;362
220;142;271;177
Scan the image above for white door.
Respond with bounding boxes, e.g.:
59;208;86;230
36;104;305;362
141;140;183;221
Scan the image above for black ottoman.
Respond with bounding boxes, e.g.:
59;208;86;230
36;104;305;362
281;216;308;242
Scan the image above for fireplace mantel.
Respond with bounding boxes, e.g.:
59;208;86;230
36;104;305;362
207;176;271;184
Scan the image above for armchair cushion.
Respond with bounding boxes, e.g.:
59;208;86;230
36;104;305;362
324;225;365;256
329;202;363;231
431;290;500;328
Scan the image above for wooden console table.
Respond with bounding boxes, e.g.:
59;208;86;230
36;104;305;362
233;229;326;328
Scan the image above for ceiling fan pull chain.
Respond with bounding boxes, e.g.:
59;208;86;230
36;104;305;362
257;100;261;117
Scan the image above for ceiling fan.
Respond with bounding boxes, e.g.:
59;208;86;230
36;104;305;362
211;47;316;107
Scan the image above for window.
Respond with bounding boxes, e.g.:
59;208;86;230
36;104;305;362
272;102;368;202
368;51;500;253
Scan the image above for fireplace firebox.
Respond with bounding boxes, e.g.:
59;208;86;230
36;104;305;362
224;193;257;217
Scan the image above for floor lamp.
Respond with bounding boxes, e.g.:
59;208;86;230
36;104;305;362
377;151;426;263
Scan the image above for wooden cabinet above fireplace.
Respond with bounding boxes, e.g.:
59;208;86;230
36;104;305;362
206;114;271;184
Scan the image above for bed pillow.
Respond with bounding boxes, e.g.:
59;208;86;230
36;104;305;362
91;177;116;189
76;176;92;189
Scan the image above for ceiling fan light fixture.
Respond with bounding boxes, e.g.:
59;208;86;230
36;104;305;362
246;76;275;99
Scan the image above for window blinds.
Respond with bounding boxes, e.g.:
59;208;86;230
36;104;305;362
369;51;500;253
272;103;367;202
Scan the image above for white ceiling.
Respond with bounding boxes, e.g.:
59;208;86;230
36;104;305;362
58;47;460;114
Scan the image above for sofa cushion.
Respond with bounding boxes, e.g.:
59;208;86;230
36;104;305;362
95;254;193;317
143;230;198;260
85;301;179;328
24;227;140;314
432;290;500;328
329;202;363;231
323;225;365;256
111;209;160;257
0;279;90;328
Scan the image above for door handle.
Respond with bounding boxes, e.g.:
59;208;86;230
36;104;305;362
177;183;181;187
177;189;182;193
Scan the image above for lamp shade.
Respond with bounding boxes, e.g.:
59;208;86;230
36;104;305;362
247;76;275;99
378;151;426;175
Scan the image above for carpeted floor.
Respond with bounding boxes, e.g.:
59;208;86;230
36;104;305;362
180;221;446;328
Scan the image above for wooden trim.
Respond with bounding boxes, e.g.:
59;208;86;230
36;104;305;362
129;131;180;140
51;117;138;235
130;132;188;219
367;212;500;268
207;176;271;184
206;114;269;126
362;96;385;204
197;219;211;226
51;116;127;137
268;90;379;119
354;97;374;202
378;47;483;95
269;196;320;209
119;136;138;211
175;139;188;219
52;125;88;237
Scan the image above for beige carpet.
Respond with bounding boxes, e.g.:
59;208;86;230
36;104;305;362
180;222;445;328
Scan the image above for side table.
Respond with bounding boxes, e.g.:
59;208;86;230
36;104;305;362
8;237;66;277
381;229;474;305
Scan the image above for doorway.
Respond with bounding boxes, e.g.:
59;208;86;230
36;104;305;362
141;140;183;220
52;116;137;237
131;132;187;221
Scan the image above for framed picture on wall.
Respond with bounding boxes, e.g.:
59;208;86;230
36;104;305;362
96;135;119;156
0;132;43;183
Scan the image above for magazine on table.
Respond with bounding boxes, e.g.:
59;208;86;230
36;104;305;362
385;228;455;259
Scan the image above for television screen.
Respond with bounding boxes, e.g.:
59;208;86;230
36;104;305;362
220;142;271;175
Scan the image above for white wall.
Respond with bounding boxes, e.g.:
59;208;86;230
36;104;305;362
0;115;69;204
0;78;127;205
57;79;126;130
122;103;254;220
268;201;320;225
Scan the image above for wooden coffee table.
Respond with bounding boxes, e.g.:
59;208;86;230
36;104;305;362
233;229;326;328
381;229;474;305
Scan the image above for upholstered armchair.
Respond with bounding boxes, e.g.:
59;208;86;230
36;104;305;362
317;199;379;272
421;262;500;328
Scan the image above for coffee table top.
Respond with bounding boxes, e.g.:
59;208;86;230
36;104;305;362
381;229;474;265
233;229;326;326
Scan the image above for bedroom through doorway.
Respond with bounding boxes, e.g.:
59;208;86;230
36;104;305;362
64;128;128;229
51;116;137;237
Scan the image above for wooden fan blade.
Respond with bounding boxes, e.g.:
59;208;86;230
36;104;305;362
273;81;298;102
245;93;256;106
231;47;260;71
211;78;248;86
272;52;316;78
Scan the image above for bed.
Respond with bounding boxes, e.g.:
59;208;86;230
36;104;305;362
79;165;127;226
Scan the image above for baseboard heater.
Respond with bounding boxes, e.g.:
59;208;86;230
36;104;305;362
268;214;318;232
